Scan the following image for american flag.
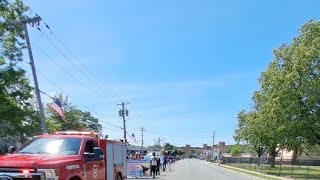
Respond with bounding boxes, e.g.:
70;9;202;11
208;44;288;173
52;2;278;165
50;98;65;121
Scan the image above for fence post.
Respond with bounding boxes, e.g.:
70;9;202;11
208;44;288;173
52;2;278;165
255;158;257;171
299;159;301;168
290;158;294;177
306;159;310;179
269;159;272;174
278;156;283;176
261;157;263;172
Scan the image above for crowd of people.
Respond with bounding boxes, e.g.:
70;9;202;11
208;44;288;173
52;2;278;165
150;152;173;179
127;152;177;178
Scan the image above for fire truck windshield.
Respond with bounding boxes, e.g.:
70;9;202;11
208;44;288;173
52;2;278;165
17;137;82;155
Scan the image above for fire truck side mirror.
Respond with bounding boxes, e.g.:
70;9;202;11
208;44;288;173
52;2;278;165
93;147;104;161
8;146;16;154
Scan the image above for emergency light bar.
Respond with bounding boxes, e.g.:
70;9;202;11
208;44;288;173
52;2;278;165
54;131;100;138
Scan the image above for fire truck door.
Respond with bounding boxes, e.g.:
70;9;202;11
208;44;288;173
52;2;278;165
84;139;105;180
106;143;114;180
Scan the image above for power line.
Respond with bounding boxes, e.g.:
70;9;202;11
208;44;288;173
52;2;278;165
41;23;127;103
38;87;122;130
36;25;123;105
35;68;117;117
30;41;117;105
36;27;119;104
4;2;123;132
144;130;211;139
30;66;123;130
24;6;126;103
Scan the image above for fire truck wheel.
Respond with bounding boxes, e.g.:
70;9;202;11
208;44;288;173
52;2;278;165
116;174;122;180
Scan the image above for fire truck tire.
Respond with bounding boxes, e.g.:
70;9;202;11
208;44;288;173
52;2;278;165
69;176;81;180
116;173;122;180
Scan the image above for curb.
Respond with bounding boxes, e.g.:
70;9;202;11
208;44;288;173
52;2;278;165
218;164;293;180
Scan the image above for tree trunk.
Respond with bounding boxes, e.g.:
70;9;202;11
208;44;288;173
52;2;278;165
256;147;264;166
269;151;277;168
257;155;261;166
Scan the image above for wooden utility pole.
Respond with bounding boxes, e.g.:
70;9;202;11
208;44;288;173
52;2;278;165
140;127;145;154
9;16;48;134
212;131;215;161
118;102;130;142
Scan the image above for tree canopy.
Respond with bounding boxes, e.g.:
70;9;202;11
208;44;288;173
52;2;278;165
0;0;42;137
46;95;102;134
234;20;320;167
0;0;103;140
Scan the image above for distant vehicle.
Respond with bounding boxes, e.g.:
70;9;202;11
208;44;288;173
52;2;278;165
0;130;127;180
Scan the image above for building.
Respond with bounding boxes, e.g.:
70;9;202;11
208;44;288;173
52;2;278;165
201;142;230;160
201;144;220;160
180;144;203;158
217;142;230;154
127;144;147;156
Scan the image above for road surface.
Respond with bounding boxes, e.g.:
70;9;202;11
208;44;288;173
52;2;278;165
128;158;263;180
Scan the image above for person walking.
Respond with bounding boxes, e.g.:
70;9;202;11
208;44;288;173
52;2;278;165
168;156;172;171
150;153;157;179
163;155;167;171
156;155;161;175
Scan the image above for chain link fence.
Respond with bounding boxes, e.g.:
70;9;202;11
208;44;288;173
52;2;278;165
224;157;320;179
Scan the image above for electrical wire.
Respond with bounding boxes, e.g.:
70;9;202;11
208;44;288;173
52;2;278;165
35;25;123;105
4;3;126;135
35;69;116;117
30;41;118;105
38;88;122;129
23;6;122;102
144;130;211;139
24;60;124;129
41;23;127;103
24;6;126;103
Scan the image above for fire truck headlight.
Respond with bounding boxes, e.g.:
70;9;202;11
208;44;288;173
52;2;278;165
38;169;59;180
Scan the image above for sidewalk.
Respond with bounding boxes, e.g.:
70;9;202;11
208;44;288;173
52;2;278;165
213;163;293;180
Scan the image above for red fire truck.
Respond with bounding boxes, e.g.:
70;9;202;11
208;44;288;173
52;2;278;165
0;131;127;180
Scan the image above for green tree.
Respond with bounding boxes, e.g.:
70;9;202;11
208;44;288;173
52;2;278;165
164;143;174;151
235;20;320;167
229;144;244;157
0;0;42;138
81;111;102;132
234;110;266;165
46;95;102;133
278;21;320;148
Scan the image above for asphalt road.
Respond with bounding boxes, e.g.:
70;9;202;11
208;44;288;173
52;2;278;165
128;158;264;180
164;159;263;180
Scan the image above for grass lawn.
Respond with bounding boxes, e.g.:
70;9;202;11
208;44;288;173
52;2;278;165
226;163;320;179
223;165;280;180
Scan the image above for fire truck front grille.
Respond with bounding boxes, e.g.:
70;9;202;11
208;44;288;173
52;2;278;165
0;168;44;180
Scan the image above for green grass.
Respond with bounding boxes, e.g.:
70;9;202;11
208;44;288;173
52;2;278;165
223;165;280;180
226;163;320;180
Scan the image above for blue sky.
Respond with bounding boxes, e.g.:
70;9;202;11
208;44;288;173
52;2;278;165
22;0;320;147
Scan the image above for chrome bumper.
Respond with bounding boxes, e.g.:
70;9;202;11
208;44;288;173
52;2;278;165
0;168;45;180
